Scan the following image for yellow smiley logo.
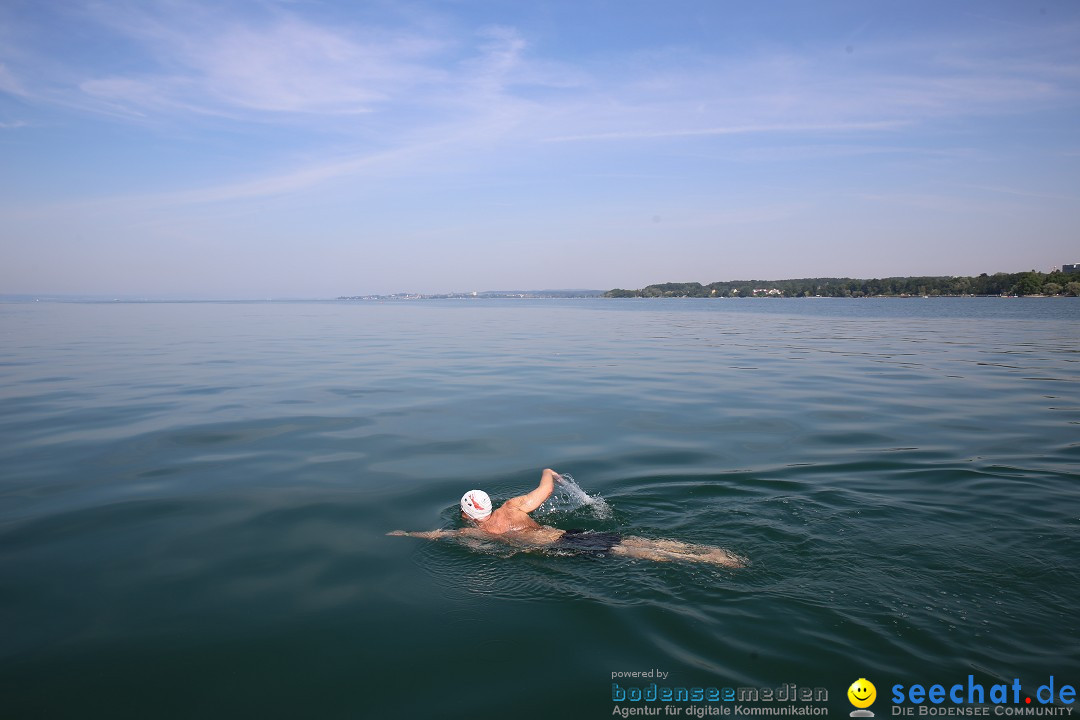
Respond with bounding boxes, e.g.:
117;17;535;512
848;678;876;709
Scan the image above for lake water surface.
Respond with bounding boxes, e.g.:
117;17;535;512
1;298;1078;718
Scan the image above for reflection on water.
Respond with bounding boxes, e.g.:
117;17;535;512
0;298;1077;718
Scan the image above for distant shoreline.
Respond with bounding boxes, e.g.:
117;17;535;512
605;271;1080;299
602;293;1074;299
332;293;1077;302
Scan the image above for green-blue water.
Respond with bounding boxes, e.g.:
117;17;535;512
1;298;1078;718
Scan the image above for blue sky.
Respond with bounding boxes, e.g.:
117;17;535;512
1;0;1078;297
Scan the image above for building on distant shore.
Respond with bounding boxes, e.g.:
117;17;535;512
1063;263;1080;273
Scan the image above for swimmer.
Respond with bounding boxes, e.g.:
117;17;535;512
388;468;746;568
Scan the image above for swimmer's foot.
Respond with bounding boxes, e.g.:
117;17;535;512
613;536;747;568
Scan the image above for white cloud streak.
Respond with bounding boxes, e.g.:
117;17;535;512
958;183;1074;202
0;62;27;97
72;4;449;118
544;121;908;143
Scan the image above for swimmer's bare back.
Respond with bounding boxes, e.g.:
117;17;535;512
387;527;747;568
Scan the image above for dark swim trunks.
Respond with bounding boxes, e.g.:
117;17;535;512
555;529;622;553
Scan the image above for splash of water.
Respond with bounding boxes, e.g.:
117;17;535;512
537;473;612;521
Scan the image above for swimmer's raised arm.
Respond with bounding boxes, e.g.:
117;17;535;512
387;530;447;539
506;468;561;513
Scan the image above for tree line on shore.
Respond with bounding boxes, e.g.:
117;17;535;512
606;271;1080;298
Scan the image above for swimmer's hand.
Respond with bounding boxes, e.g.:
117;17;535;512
387;530;457;540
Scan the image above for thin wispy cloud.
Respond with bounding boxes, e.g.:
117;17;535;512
73;4;450;119
544;121;907;143
959;183;1074;202
857;191;1025;216
108;139;448;208
0;63;27;97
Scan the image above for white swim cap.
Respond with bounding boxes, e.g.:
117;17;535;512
460;490;492;520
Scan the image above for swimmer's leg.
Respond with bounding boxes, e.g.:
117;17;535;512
611;536;747;568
